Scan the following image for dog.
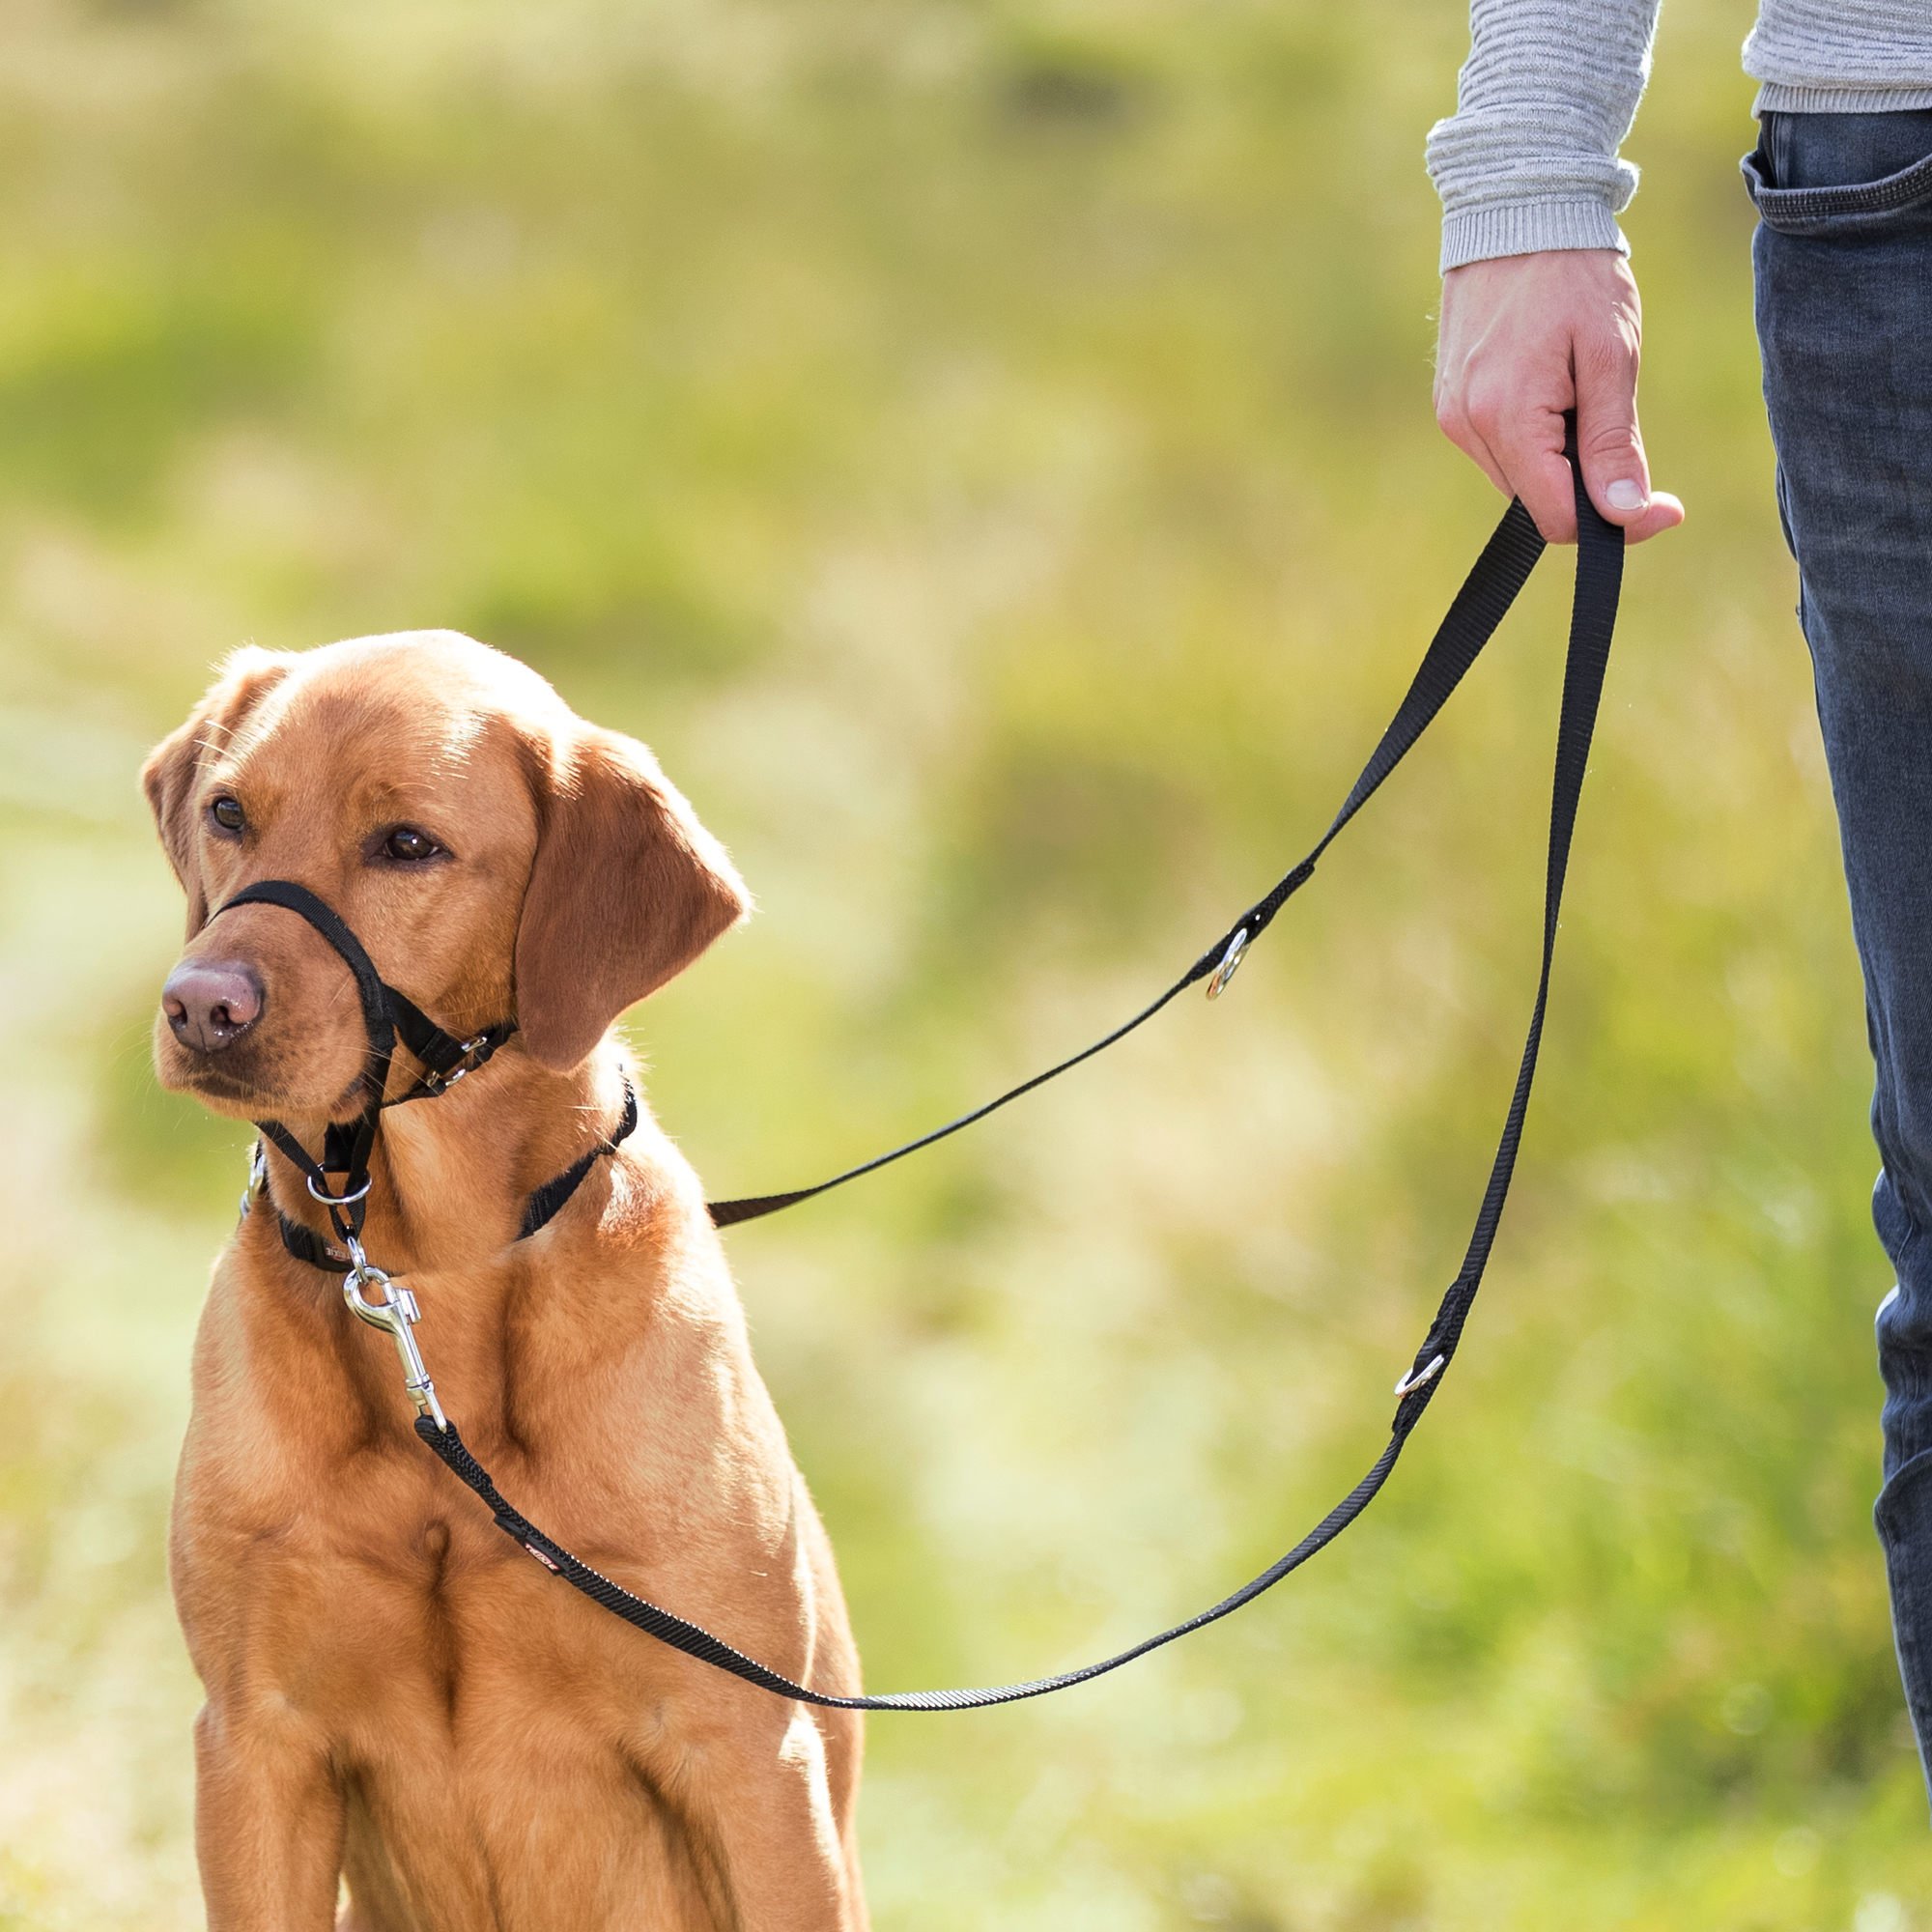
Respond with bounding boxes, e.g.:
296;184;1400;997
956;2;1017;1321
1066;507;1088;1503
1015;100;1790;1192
144;632;867;1930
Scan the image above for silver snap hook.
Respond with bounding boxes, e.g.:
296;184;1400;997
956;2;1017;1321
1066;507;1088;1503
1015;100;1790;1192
341;1257;447;1431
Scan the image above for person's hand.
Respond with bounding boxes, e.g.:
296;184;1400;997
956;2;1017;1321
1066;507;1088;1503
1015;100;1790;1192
1434;249;1684;545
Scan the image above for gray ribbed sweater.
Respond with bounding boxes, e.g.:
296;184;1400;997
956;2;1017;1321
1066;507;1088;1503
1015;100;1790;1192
1428;2;1932;271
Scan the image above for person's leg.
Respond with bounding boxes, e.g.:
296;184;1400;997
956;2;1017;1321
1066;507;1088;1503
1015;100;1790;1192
1747;106;1932;1788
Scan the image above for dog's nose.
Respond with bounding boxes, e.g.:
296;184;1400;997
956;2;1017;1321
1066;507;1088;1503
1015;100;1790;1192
162;959;265;1054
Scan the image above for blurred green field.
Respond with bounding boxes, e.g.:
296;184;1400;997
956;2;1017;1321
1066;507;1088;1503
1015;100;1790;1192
3;0;1925;1925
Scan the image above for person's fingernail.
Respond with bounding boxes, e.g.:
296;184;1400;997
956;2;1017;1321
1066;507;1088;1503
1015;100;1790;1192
1606;479;1647;512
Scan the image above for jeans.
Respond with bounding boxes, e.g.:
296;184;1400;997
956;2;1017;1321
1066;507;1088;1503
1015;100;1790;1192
1745;106;1932;1790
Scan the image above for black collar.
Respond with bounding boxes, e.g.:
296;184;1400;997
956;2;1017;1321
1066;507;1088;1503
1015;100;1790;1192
247;1073;640;1272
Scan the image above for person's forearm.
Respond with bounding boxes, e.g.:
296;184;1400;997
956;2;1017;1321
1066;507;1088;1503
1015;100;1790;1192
1426;0;1662;273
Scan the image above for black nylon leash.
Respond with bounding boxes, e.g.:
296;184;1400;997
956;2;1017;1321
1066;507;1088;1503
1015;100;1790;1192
411;448;1622;1710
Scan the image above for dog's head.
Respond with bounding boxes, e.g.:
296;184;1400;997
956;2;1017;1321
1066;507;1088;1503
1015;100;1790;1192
144;632;748;1122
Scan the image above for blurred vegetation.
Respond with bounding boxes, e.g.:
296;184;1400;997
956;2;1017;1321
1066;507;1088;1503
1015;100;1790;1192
1;0;1924;1925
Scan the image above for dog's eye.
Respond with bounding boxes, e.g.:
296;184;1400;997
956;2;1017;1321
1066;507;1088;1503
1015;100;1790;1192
382;825;442;864
208;796;245;835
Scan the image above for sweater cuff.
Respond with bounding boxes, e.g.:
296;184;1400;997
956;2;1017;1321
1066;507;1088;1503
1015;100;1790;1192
1440;198;1629;273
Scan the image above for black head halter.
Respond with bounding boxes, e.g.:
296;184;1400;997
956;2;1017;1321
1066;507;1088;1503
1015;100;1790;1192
210;878;630;1264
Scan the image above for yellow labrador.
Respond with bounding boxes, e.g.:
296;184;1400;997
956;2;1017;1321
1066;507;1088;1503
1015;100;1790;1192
145;633;867;1931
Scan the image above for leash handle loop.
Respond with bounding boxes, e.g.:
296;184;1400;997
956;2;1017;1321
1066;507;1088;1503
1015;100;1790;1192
1392;437;1621;1430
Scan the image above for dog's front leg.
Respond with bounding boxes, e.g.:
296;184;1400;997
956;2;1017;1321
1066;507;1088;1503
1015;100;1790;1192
193;1701;345;1931
684;1704;867;1932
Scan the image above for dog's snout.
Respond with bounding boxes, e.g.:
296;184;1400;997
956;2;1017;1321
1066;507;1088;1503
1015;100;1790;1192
162;959;265;1054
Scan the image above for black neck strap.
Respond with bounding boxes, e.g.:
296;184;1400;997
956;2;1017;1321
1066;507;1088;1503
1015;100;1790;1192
416;445;1624;1710
258;1075;640;1271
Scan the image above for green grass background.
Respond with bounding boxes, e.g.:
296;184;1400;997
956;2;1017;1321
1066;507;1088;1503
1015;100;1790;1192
2;0;1924;1925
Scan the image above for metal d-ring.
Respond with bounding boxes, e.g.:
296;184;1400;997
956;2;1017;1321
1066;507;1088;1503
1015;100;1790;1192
307;1173;374;1208
1205;927;1249;1001
1393;1353;1446;1399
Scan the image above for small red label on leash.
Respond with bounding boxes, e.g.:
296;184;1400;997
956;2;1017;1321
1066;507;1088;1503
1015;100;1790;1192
524;1542;560;1573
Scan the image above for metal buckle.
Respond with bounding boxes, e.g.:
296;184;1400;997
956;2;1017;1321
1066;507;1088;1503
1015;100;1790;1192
1206;927;1249;1000
421;1035;489;1095
1393;1353;1445;1399
341;1239;446;1430
307;1172;374;1208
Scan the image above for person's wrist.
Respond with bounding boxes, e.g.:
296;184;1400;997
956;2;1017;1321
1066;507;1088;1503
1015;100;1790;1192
1439;200;1628;276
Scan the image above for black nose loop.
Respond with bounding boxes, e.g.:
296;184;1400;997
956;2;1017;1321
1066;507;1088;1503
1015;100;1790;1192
211;878;397;1069
210;883;399;1247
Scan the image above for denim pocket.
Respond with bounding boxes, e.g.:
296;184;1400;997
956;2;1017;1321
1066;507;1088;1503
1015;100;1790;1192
1744;110;1932;235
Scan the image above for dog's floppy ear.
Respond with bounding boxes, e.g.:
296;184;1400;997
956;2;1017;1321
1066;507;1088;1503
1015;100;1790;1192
140;648;289;934
514;724;750;1071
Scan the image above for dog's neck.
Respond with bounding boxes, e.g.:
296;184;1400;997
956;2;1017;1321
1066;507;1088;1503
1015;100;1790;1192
256;1042;634;1278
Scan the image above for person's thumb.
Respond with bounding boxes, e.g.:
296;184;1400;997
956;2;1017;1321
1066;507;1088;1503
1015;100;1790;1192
1573;338;1652;527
